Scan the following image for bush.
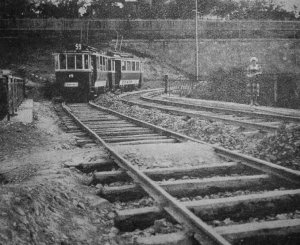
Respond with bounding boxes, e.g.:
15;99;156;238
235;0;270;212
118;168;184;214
190;67;248;103
189;67;300;108
251;125;300;170
276;73;300;108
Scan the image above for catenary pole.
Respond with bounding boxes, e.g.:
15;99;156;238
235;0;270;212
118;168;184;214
195;0;199;81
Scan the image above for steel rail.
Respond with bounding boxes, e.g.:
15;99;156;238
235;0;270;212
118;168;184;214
89;102;300;185
120;91;300;133
139;91;300;122
121;96;279;132
62;102;230;245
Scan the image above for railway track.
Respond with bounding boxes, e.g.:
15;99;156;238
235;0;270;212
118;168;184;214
120;90;300;133
57;101;300;245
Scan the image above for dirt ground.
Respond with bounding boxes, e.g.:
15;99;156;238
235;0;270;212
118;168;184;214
114;142;225;169
0;101;118;245
0;101;226;245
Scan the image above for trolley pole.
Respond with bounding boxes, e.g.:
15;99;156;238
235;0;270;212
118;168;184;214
195;0;199;82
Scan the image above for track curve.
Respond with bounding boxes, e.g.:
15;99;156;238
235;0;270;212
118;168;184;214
120;90;300;133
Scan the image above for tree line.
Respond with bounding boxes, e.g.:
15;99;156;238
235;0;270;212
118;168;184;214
0;0;299;20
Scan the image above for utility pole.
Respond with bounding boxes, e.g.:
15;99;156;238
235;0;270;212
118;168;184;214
195;0;199;81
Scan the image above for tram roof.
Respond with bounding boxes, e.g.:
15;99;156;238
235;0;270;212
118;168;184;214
53;44;141;61
1;69;12;75
106;50;135;58
54;44;105;55
53;51;104;55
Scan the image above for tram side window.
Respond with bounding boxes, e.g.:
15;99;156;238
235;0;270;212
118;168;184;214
60;54;66;69
108;60;112;71
105;58;108;71
67;54;75;69
109;60;115;71
126;61;131;71
55;55;59;70
76;55;83;69
84;55;89;69
96;56;100;70
136;62;140;71
122;61;126;71
132;61;136;71
100;56;103;71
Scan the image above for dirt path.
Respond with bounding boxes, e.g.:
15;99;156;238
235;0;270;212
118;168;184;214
0;101;117;245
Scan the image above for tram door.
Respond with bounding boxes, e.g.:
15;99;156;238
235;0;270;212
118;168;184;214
91;55;97;85
115;59;121;87
88;55;97;100
108;60;113;89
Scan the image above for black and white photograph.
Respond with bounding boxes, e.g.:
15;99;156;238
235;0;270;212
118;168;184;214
0;0;300;244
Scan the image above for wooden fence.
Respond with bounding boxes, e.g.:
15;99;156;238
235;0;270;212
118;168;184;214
0;19;299;38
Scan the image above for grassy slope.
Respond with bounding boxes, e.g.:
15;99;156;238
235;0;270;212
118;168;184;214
124;39;300;107
0;38;60;80
125;39;300;77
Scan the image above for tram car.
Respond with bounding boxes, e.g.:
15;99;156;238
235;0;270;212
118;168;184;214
106;51;143;91
0;70;25;120
53;44;143;102
53;44;107;102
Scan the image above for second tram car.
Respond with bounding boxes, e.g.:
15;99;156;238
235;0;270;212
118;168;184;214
107;51;142;91
53;44;143;102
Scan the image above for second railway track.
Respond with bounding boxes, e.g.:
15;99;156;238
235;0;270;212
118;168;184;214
120;90;300;133
59;102;300;245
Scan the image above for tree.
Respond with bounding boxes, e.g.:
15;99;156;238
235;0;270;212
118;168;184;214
163;0;234;19
136;1;152;19
35;0;90;18
1;0;298;20
151;0;168;18
214;0;237;18
35;0;59;18
0;0;36;18
230;0;298;20
84;0;126;18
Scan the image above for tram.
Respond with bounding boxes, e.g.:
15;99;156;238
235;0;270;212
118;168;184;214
53;44;143;102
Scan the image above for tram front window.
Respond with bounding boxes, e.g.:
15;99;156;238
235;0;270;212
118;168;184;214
122;61;126;71
67;54;75;69
55;55;59;70
84;55;89;69
76;55;83;69
59;54;66;69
